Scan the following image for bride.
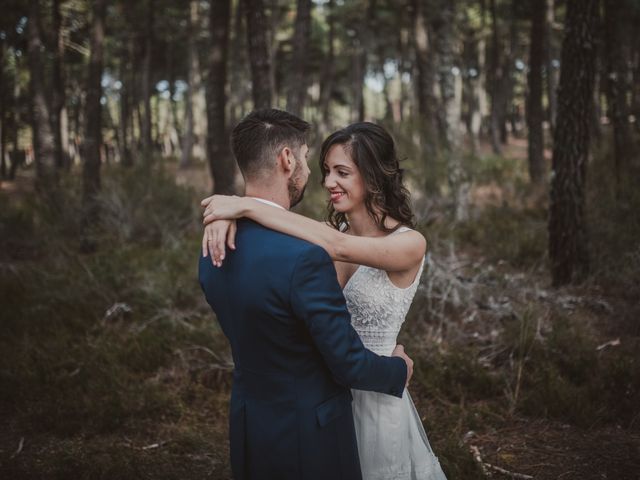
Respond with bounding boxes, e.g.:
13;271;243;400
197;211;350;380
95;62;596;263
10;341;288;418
201;122;447;480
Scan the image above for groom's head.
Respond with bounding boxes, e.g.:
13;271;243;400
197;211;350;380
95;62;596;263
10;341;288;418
231;109;311;208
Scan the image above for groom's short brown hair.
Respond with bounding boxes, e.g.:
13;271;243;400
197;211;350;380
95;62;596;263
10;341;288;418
231;109;310;180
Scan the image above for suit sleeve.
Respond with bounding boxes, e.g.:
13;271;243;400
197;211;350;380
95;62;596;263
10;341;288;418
290;245;407;398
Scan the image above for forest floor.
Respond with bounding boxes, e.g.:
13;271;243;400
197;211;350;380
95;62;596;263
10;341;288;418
1;138;639;479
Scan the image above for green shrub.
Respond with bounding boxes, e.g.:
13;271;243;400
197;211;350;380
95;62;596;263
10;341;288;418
454;204;547;268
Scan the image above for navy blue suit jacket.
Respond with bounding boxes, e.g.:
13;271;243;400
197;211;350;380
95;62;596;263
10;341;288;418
199;219;407;480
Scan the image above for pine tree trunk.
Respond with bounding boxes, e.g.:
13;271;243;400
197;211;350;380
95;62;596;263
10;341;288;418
396;7;410;123
319;0;335;132
0;37;5;179
82;0;107;238
413;0;438;142
166;42;179;158
180;1;196;169
245;0;272;109
207;0;236;194
632;30;640;135
527;0;546;184
119;40;133;167
488;0;502;154
286;0;312;116
51;0;69;170
435;0;468;221
141;0;154;161
28;0;57;192
352;0;373;122
229;0;249;126
603;0;634;195
548;0;598;286
544;0;557;132
500;0;518;142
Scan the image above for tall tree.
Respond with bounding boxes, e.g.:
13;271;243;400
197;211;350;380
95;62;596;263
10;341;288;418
0;35;5;179
141;0;154;160
413;0;439;144
352;0;374;122
181;0;200;169
51;0;69;170
28;0;57;191
207;0;236;194
319;0;336;132
548;0;598;286
118;35;133;167
603;0;634;194
82;0;107;237
286;0;312;116
245;0;272;109
487;0;503;154
544;0;557;131
526;0;545;184
434;0;468;221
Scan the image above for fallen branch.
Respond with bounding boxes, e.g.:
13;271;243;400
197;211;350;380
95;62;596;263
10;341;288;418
469;445;534;479
11;437;24;458
141;440;169;450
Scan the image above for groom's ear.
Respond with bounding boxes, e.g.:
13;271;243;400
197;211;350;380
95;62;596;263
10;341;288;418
276;147;295;176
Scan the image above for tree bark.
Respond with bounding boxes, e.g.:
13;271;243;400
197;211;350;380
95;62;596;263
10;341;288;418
119;39;133;167
180;1;196;169
28;0;57;192
544;0;557;132
413;0;439;142
603;0;634;194
632;27;640;135
207;0;236;194
500;0;518;142
51;0;70;170
488;0;502;154
286;0;312;116
82;0;107;240
245;0;272;109
0;37;5;179
166;41;179;158
352;0;374;122
319;0;335;132
229;0;249;126
548;0;598;286
527;0;546;184
434;0;468;221
141;0;154;161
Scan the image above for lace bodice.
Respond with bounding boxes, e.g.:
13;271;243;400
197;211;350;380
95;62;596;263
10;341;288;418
343;227;425;356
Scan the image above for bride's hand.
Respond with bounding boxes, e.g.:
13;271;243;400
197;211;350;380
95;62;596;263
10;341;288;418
201;195;247;225
202;219;237;267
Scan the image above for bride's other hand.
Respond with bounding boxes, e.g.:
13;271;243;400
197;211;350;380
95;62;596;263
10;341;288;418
392;344;414;387
201;195;247;225
202;220;237;267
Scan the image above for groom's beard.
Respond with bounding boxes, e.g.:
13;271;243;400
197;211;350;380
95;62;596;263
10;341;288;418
288;155;307;208
288;178;307;208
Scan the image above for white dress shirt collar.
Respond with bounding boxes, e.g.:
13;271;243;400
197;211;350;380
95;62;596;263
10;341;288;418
249;197;286;210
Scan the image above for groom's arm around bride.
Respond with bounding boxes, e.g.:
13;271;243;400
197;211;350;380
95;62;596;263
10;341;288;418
291;243;413;395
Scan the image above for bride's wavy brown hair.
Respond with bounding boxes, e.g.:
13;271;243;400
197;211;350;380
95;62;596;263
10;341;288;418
319;122;416;233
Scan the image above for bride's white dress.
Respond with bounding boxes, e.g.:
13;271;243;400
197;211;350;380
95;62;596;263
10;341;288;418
343;228;447;480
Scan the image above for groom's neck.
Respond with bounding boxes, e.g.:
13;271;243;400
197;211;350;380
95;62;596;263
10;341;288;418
245;182;290;210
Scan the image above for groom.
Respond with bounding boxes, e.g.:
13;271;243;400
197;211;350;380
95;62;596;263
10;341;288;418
199;109;413;480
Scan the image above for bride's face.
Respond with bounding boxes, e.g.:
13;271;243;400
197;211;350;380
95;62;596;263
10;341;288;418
322;144;366;213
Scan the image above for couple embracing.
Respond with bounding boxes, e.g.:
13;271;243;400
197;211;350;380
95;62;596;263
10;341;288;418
199;109;446;480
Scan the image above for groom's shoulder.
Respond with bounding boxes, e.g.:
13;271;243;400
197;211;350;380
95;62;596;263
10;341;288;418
241;219;327;255
239;220;332;269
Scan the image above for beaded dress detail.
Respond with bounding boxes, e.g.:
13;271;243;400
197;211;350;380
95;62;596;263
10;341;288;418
343;227;447;480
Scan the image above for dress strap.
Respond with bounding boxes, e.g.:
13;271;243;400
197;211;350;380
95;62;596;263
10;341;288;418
391;226;412;235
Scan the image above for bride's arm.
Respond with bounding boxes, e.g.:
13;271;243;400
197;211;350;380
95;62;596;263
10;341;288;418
202;195;427;272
